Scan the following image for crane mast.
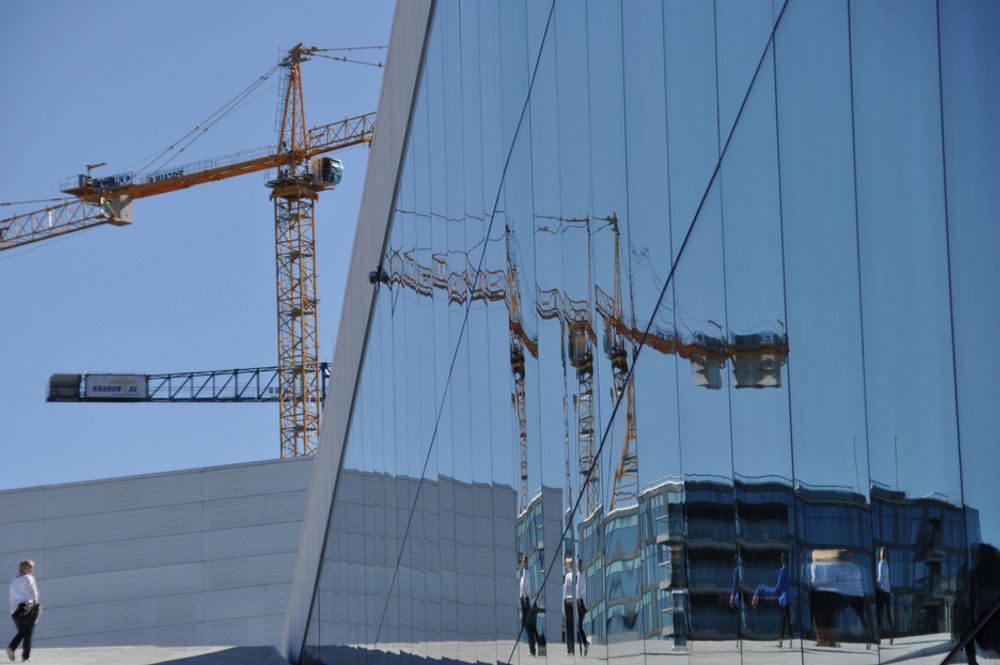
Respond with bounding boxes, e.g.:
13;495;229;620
269;44;325;458
505;226;534;513
605;213;639;510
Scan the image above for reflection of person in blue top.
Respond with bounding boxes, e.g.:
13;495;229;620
729;555;743;644
753;552;793;648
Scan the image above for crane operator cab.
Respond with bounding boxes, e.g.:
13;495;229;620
310;157;342;188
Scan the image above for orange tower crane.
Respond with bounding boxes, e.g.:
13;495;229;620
0;44;376;458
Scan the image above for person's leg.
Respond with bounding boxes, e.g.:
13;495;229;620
19;617;33;662
521;598;535;655
564;601;575;654
875;591;884;640
577;601;587;654
8;615;25;658
885;593;893;643
849;598;870;646
781;603;792;648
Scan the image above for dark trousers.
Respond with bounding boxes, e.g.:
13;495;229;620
576;599;588;650
8;606;38;660
845;596;872;644
564;600;575;654
876;590;894;640
779;603;792;641
520;597;537;655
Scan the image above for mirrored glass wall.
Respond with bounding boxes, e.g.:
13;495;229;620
301;1;1000;664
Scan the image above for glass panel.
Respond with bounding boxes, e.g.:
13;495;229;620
850;1;966;662
938;2;1000;662
720;37;808;664
772;2;879;663
620;2;678;663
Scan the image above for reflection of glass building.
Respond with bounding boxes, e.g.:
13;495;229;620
283;1;1000;664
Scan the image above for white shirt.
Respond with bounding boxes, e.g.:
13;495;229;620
576;570;587;603
877;559;891;593
9;574;39;616
563;571;575;600
520;569;532;599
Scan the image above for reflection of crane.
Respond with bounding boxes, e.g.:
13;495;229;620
1;44;377;458
594;213;640;510
506;228;538;512
378;226;539;512
535;214;600;517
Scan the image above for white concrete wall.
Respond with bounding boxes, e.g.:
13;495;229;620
0;456;312;648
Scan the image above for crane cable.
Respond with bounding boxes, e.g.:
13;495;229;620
133;63;283;176
0;196;74;207
312;53;383;68
120;46;386;176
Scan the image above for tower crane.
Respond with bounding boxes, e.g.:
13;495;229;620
0;44;377;458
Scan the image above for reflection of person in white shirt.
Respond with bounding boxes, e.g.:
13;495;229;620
576;557;589;655
563;558;575;655
875;547;894;644
519;556;538;656
7;560;40;663
809;550;872;648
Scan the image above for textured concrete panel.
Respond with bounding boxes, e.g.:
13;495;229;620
40;502;202;548
44;563;203;604
42;471;203;519
202;522;305;561
0;487;45;524
203;458;312;500
201;584;290;621
202;552;296;591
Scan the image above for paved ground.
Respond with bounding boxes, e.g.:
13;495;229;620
13;635;975;665
6;646;287;665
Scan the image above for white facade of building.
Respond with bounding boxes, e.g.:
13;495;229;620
0;457;312;648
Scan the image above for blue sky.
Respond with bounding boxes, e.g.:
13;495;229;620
0;0;394;488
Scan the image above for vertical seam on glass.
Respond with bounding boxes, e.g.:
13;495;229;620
768;4;808;661
660;0;686;498
934;0;974;636
844;0;878;581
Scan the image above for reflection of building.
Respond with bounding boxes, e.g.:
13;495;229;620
311;469;519;665
577;475;979;647
871;485;968;636
285;2;1000;664
515;486;563;643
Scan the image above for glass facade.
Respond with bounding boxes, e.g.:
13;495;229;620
301;1;1000;663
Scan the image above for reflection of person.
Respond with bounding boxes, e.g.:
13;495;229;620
809;550;871;648
729;555;742;644
576;557;588;656
519;556;538;656
753;551;792;648
7;560;40;663
960;543;1000;664
563;557;575;655
875;547;894;645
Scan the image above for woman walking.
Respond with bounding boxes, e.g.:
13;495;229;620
7;560;40;663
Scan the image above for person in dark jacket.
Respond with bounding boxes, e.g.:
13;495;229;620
753;552;793;648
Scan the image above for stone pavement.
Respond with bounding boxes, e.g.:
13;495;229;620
9;646;287;665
